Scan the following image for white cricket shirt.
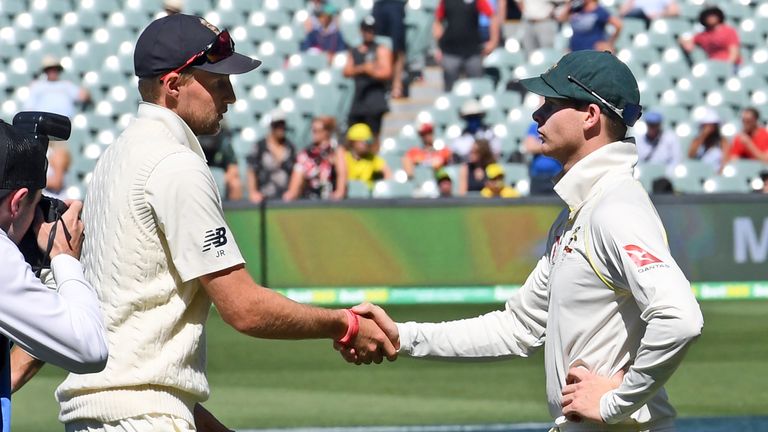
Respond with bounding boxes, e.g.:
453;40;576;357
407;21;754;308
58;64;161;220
398;140;703;431
56;103;245;425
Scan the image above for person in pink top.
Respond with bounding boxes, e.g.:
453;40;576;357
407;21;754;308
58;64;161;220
680;5;740;66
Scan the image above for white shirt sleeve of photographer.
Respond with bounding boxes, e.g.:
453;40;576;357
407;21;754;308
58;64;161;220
0;230;107;373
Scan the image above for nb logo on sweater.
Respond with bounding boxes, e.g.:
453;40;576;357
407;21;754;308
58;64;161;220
202;227;228;252
623;245;662;267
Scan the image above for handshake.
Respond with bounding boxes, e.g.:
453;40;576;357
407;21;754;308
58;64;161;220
333;303;399;365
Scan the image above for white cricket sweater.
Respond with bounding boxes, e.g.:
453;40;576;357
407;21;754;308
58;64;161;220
56;103;244;425
398;141;703;431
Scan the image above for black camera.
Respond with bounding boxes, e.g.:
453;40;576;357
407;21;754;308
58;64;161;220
12;111;71;144
39;195;69;223
11;112;72;275
18;196;69;275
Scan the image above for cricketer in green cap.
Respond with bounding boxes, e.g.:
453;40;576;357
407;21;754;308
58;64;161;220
520;50;642;127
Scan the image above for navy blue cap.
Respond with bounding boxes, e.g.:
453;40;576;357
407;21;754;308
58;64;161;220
134;14;261;78
644;111;663;124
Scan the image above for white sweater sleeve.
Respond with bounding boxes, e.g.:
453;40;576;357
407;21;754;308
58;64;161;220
397;255;550;358
590;202;704;423
0;235;108;374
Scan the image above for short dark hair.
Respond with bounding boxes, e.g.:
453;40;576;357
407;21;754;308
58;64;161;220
137;71;193;102
744;107;760;121
575;101;628;141
604;114;628;141
699;6;725;26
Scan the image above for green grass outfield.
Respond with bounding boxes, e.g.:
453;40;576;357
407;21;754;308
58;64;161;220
11;301;768;430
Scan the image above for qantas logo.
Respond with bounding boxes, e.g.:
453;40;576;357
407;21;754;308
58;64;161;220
202;227;228;252
623;245;662;267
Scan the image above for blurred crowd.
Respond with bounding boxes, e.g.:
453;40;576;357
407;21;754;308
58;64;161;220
23;0;768;201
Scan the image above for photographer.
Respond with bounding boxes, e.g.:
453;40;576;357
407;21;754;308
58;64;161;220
0;118;107;431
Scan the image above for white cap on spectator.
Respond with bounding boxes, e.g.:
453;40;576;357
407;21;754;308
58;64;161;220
460;99;484;117
268;108;287;124
164;0;184;13
41;55;63;72
696;108;720;125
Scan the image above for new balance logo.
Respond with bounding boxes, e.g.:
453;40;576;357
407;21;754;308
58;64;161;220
202;227;228;252
623;245;662;267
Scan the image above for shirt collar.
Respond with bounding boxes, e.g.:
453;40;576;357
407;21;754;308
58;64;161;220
136;102;207;162
553;139;638;215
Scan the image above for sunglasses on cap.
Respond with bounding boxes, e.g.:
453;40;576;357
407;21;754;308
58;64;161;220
161;30;235;81
567;75;642;127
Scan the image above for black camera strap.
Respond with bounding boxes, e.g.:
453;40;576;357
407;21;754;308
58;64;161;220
36;214;71;278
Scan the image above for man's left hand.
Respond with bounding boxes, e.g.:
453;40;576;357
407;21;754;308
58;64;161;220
561;367;625;423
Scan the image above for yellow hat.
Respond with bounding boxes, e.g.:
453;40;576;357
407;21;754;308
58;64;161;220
485;163;505;179
346;123;373;143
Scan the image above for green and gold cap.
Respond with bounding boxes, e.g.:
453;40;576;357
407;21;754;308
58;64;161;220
520;50;642;126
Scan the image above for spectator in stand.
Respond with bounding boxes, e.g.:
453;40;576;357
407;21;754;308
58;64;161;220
402;122;452;179
435;168;454;197
344;123;392;188
246;109;297;203
284;116;347;200
24;56;90;200
620;0;679;28
481;163;520;198
688;108;727;171
522;120;562;195
480;0;505;45
724;107;768;164
451;99;502;162
636;111;682;168
344;16;393;141
502;0;523;44
199;121;243;201
679;6;740;67
433;0;499;91
372;0;407;98
559;0;623;53
24;56;90;119
300;4;347;62
517;0;564;54
304;0;331;32
42;141;72;200
459;138;496;195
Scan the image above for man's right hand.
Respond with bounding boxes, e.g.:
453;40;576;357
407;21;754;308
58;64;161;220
347;314;398;364
335;303;400;364
37;200;84;259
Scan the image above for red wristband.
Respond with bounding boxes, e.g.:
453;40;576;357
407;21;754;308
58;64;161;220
336;309;359;346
